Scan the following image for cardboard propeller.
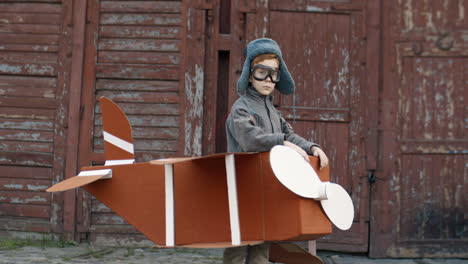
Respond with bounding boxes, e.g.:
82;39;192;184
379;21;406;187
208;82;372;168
270;145;354;230
45;97;354;263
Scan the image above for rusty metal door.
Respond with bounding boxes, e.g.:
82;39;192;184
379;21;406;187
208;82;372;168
371;0;468;257
230;0;371;252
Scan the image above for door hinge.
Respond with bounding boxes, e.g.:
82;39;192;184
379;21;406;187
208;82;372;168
79;105;84;121
368;170;376;184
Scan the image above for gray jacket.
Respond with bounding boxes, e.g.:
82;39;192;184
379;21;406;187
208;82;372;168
226;87;320;153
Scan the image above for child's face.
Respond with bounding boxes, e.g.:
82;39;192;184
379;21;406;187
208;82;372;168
249;58;279;96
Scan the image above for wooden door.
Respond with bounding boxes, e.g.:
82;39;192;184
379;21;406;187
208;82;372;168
242;0;371;252
0;1;72;239
372;0;468;257
75;0;185;244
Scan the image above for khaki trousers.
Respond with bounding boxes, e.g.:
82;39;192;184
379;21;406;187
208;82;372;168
223;243;270;264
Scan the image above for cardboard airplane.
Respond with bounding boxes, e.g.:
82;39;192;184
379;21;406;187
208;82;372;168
47;97;354;263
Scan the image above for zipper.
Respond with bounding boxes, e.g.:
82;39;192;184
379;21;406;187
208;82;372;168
264;97;275;133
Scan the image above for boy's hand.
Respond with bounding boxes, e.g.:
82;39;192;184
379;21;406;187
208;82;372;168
284;141;309;161
311;146;329;169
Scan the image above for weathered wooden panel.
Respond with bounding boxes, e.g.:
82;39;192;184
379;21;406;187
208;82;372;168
0;178;50;192
98;39;180;51
280;107;350;122
0;87;55;98
0;33;60;45
95;91;179;103
100;14;181;25
98;51;180;65
0;204;50;219
95;79;178;91
0;218;50;233
95;64;179;80
91;213;127;225
76;0;184;240
0;97;56;108
0;0;60;3
99;26;181;38
100;1;181;13
0;3;61;13
94;114;179;127
0;0;69;239
0;191;50;205
0;52;57;63
0;44;59;52
400;155;466;240
371;0;467;257
0;166;52;180
0;14;61;25
0;151;53;167
398;0;467;36
0;118;53;130
0;141;53;153
0;62;56;76
0;75;56;87
400;57;466;141
0;107;55;120
88;224;140;234
0;129;53;142
95;103;180;115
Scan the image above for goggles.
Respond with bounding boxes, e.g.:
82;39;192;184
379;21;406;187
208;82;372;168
250;64;280;83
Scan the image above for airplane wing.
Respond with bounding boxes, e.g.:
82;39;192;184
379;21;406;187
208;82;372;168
46;169;112;192
150;152;255;165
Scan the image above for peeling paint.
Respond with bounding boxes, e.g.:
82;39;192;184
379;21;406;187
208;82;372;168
458;0;465;23
4;184;24;190
187;8;192;32
27;184;48;191
50;203;59;226
306;6;326;12
184;64;204;156
0;64;22;74
11;195;47;204
262;16;267;37
403;0;414;32
335;48;349;106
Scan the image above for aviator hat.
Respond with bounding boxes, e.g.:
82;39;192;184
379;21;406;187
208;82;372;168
237;38;295;95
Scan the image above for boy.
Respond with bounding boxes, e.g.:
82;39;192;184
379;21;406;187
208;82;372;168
224;38;328;263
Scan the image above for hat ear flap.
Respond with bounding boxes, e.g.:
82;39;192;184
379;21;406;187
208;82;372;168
237;58;252;95
276;58;295;95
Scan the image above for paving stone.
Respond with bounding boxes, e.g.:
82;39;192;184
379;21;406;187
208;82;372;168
0;244;466;264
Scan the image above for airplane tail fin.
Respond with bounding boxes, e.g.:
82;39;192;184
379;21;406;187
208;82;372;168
99;97;135;165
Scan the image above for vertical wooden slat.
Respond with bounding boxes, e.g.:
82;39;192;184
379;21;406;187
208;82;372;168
76;0;100;236
49;0;73;234
63;0;88;241
200;0;216;155
370;0;397;256
182;2;206;156
365;0;382;171
215;51;230;153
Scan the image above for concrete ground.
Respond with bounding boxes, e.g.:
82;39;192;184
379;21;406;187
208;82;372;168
0;243;466;264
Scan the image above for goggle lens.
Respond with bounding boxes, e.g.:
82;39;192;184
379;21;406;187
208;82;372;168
251;65;280;83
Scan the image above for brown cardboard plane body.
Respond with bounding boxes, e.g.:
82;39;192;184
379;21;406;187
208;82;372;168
80;154;331;247
47;97;332;249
